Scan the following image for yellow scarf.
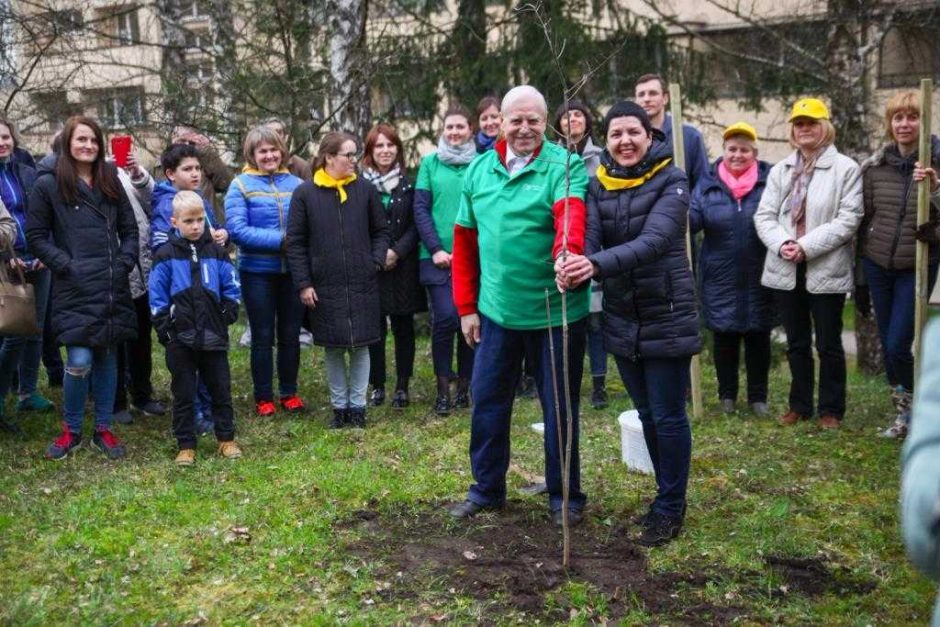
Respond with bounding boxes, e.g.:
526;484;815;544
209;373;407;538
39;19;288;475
596;158;672;191
314;168;357;203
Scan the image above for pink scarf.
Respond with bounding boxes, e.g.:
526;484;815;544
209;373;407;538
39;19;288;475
717;160;758;201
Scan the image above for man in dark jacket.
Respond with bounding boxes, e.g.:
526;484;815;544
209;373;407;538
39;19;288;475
149;191;242;465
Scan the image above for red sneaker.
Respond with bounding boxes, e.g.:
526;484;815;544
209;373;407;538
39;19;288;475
45;424;81;460
279;395;305;413
92;428;126;460
255;400;277;417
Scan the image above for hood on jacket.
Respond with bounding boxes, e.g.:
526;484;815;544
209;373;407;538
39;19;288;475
36;152;57;177
168;226;214;249
152;180;179;207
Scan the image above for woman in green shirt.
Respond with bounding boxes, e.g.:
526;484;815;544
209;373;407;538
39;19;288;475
414;104;478;415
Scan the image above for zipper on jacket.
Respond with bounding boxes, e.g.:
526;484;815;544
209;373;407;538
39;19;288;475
190;242;205;349
271;174;287;273
336;190;355;346
888;174;915;270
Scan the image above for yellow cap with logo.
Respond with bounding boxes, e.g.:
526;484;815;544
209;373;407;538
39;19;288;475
788;98;830;122
722;122;758;142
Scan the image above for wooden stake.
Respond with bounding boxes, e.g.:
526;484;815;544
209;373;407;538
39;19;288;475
669;83;704;420
914;78;934;383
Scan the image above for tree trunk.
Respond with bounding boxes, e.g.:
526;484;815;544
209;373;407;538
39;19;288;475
326;0;371;138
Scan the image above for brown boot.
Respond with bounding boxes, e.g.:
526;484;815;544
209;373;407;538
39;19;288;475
778;410;809;426
818;414;842;430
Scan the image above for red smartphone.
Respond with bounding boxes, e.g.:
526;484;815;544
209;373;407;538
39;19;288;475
111;135;132;168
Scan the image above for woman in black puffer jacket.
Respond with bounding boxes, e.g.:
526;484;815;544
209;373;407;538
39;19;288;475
26;115;138;461
287;131;389;429
557;101;700;548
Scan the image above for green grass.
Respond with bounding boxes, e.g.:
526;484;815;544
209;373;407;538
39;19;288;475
0;322;934;624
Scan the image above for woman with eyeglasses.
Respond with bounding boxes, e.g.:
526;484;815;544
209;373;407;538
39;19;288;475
286;132;389;429
225;125;304;418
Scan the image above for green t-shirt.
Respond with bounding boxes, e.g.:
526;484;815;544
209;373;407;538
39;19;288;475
415;153;469;260
455;141;589;329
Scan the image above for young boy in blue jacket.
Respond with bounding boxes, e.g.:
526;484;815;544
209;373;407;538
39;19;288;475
149;191;242;465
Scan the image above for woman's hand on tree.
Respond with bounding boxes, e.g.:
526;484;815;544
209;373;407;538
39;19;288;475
914;161;939;193
555;254;595;290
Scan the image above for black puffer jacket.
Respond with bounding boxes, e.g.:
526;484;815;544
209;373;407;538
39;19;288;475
375;176;427;315
25;158;138;347
586;139;701;360
286;177;390;348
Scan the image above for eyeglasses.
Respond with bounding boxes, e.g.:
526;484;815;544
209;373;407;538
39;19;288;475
337;151;360;161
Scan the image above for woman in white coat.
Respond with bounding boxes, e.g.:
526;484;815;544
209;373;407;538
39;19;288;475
754;98;862;429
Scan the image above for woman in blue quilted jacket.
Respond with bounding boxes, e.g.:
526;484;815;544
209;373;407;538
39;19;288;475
225;126;304;416
690;122;774;417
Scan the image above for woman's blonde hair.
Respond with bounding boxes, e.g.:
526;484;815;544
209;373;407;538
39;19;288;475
242;125;287;169
883;91;919;141
788;118;836;151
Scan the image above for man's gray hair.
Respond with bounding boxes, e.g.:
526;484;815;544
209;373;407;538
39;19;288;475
501;85;548;118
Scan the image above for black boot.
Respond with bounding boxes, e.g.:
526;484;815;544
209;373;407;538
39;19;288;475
453;378;470;409
434;375;451;416
369;388;385;407
391;378;409;409
591;375;607;409
349;407;367;428
329;407;347;429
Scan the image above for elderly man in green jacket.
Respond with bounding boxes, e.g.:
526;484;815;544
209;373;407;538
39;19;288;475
448;85;590;525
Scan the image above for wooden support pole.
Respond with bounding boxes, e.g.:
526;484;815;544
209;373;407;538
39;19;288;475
914;78;934;383
669;83;704;420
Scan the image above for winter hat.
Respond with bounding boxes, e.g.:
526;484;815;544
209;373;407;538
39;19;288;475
554;100;594;139
602;101;652;136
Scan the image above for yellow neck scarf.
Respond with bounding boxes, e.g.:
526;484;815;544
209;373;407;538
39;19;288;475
314;168;357;203
596;158;672;191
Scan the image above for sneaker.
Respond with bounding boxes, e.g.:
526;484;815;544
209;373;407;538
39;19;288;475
92;428;126;460
818;414;842;430
720;398;736;414
551;508;584;527
434;395;451;416
279;395;305;413
131;399;166;416
591;387;608;410
637;511;683;547
329;407;348;429
256;400;277;417
239;328;252;347
879;416;909;439
218;441;242;459
750;402;769;417
349;407;366;428
112;409;133;425
390;389;409;409
45;425;81;460
299;329;313;347
778;410;809;426
369;388;385;407
16;393;55;412
175;448;196;466
516;376;537;399
892;385;913;414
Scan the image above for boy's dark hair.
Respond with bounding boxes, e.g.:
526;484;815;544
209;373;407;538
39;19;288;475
160;142;200;174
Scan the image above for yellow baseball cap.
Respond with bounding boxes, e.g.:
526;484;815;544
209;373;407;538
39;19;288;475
788;98;830;122
722;121;758;142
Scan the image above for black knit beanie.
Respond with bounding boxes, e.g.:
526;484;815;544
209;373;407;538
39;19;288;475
602;100;652;136
554;100;594;139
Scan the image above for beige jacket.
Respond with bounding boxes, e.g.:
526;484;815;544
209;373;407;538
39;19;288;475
754;144;862;294
0;200;15;250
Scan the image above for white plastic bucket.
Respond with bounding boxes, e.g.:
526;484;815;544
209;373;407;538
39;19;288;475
618;410;654;475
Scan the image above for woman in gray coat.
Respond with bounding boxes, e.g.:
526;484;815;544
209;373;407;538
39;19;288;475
754;98;862;430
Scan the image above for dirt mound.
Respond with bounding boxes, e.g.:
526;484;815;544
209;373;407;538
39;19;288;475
344;502;743;623
764;555;878;597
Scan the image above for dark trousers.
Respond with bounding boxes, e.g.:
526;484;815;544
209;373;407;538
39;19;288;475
369;314;415;388
467;315;587;512
427;281;474;379
615;355;692;518
712;330;771;403
166;343;234;449
587;312;607;377
41;280;63;384
863;257;938;391
240;271;303;401
774;264;846;417
114;294;154;411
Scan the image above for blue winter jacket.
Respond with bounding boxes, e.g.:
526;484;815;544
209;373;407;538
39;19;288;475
150;181;218;252
660;114;709;194
690;159;775;333
225;168;302;274
149;229;240;350
0;158;37;259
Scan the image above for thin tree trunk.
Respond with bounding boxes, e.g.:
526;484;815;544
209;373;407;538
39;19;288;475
326;0;371;138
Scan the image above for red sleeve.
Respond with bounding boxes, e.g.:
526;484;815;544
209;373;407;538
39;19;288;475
552;196;586;258
452;224;480;316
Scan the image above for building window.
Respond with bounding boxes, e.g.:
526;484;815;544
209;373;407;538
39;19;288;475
181;0;209;20
87;88;146;129
30;91;82;131
184;27;212;50
33;9;84;45
95;5;140;47
878;24;940;88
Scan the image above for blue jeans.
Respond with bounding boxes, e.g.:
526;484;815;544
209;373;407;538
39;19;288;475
0;268;51;400
63;345;118;433
863;257;938;391
615;355;692;518
324;346;370;409
467;315;587;512
240;271;304;401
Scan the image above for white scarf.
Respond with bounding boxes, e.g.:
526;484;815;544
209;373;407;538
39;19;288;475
362;166;401;195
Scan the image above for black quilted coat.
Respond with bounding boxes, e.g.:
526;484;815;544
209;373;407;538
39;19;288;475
586;140;701;360
286;177;390;348
375;177;427;315
25;158;139;347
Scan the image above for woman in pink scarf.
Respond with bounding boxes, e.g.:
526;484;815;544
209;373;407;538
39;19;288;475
690;122;775;417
